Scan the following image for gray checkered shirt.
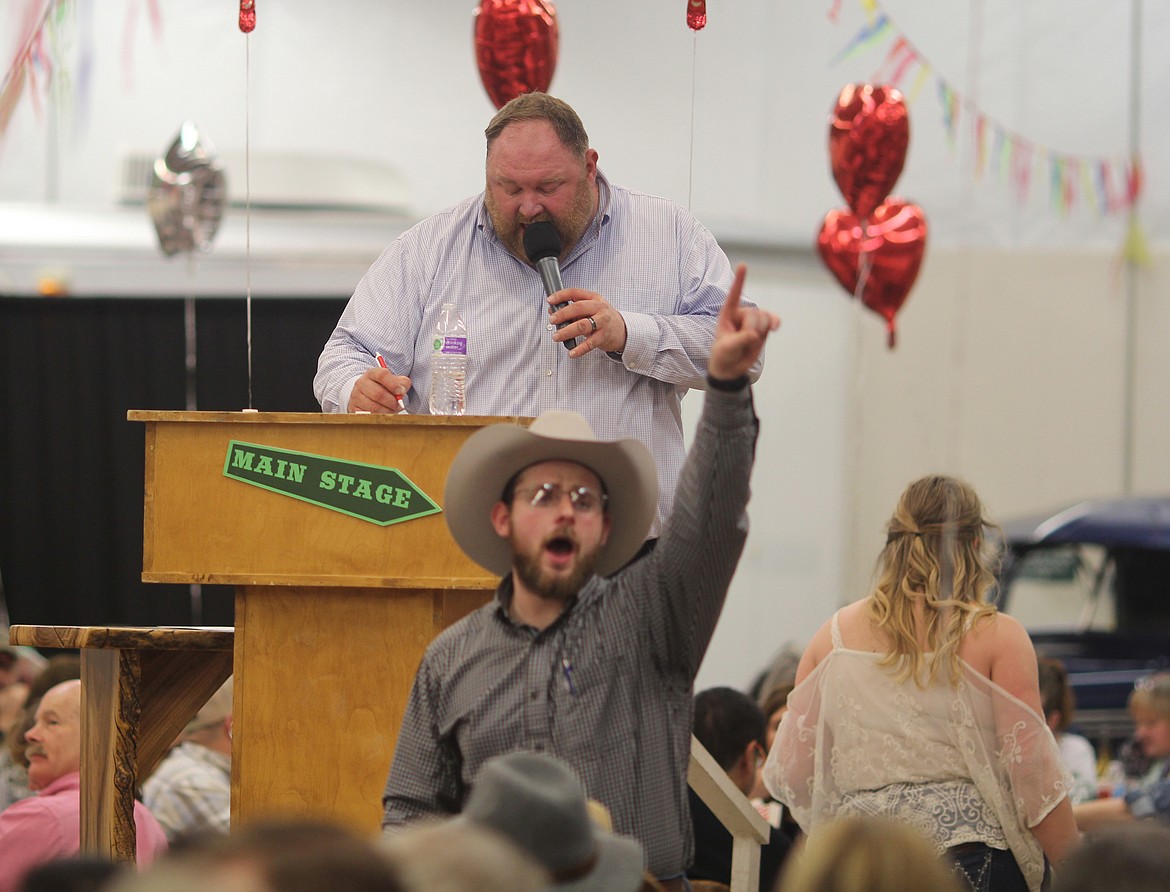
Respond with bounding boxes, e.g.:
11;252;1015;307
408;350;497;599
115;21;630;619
382;384;758;878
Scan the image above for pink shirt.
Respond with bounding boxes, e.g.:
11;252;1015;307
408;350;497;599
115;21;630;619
0;772;168;892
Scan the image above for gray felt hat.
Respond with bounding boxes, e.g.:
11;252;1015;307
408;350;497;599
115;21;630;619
461;751;647;892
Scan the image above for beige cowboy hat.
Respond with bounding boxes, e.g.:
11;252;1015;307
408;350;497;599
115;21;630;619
443;411;658;577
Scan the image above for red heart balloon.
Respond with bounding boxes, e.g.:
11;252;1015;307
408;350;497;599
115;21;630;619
829;84;909;220
473;0;559;110
816;199;927;348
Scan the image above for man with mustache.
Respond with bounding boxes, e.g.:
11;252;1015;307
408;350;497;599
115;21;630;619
0;680;167;892
382;266;779;892
315;92;763;542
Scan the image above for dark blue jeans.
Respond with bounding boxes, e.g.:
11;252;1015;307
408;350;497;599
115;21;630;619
947;843;1042;892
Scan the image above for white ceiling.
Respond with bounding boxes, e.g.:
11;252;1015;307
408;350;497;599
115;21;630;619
0;0;1165;294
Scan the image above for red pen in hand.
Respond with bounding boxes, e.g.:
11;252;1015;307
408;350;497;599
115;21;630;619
375;353;405;411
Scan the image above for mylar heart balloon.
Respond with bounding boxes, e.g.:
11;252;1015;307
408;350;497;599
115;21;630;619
829;84;909;221
473;0;559;109
147;121;226;257
816;199;927;348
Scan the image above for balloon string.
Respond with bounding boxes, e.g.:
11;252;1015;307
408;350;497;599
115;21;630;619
845;242;869;627
853;221;873;304
687;33;697;211
853;251;872;303
184;259;197;412
245;33;253;410
184;253;203;624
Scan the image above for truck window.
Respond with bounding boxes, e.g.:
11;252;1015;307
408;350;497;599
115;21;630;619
1004;544;1115;633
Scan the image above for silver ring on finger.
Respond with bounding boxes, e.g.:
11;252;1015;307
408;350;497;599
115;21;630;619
588;316;598;333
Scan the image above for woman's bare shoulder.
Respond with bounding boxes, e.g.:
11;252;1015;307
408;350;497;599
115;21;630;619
961;609;1037;678
834;598;873;627
965;608;1029;647
796;601;865;681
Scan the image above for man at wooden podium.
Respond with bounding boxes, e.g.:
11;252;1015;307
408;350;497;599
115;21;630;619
382;266;778;891
314;92;766;542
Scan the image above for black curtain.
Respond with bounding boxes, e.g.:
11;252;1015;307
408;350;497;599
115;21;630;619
0;295;347;629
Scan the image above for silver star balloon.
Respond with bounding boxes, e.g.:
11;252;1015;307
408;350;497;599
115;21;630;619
147;121;227;257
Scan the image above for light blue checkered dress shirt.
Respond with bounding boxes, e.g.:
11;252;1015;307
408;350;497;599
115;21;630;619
314;173;761;534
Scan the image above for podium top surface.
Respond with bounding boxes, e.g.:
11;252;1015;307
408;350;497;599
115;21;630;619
128;411;531;427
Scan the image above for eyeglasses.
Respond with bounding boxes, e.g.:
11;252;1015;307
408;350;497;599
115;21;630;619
520;482;607;515
1135;673;1170;693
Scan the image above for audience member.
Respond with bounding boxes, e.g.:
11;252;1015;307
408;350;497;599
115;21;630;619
1038;657;1099;803
0;647;46;694
455;752;646;892
749;681;797;833
105;863;260;892
114;818;404;892
15;856;127;892
379;821;548;892
142;679;232;841
763;475;1079;892
758;682;794;755
0;656;81;811
776;815;966;892
1074;671;1170;829
313;91;765;537
0;680;167;892
0;648;34;745
688;687;790;892
1052;823;1170;892
381;266;778;889
747;643;802;706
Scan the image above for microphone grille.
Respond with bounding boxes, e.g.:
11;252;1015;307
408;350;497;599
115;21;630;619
522;221;562;263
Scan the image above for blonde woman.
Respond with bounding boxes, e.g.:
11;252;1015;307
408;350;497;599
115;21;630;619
763;475;1079;892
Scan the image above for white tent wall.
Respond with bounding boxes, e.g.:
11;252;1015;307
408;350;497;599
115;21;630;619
1;1;1167;691
696;246;1170;692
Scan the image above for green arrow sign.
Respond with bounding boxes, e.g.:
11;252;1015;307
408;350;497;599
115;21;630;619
223;440;441;526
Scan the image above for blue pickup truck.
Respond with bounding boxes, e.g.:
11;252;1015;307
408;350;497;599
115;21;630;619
994;495;1170;755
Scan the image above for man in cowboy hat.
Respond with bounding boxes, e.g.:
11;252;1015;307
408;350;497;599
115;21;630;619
383;264;778;891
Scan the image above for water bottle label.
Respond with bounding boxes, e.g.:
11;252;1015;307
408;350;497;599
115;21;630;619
437;336;467;356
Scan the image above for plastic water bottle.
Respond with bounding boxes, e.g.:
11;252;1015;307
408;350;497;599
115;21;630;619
1101;759;1128;798
428;302;468;415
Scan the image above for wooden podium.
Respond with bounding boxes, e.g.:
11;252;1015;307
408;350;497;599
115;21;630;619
126;411;522;835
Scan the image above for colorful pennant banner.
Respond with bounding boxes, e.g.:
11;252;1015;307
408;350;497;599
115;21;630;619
0;0;164;143
0;0;73;140
833;2;1143;217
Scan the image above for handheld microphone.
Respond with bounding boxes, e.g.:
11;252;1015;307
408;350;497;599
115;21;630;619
523;221;576;351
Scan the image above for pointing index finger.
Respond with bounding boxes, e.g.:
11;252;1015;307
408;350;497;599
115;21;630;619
719;264;748;327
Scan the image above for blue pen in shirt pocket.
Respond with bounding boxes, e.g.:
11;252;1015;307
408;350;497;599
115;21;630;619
562;657;577;696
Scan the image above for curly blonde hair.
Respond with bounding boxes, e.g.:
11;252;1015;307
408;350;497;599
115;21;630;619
869;475;1000;687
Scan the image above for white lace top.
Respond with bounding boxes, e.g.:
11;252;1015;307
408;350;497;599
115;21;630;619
762;611;1071;892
